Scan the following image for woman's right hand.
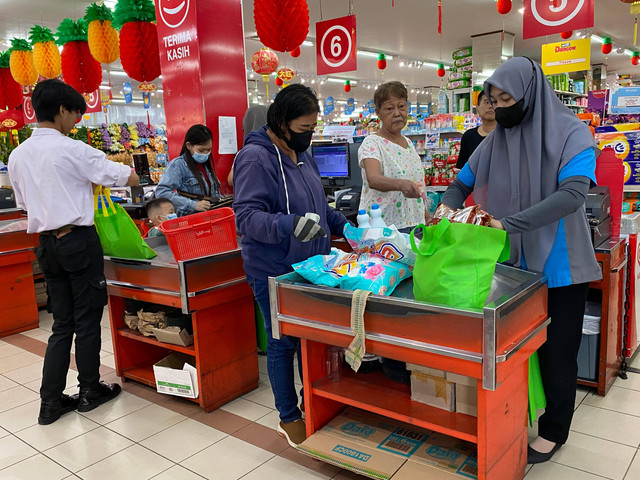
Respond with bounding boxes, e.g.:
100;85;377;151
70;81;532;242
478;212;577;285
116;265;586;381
399;180;422;199
195;200;211;212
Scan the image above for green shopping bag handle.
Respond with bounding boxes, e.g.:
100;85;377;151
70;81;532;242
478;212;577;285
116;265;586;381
410;218;451;256
94;186;117;217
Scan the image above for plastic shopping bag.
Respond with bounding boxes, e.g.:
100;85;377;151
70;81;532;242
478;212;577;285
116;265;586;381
94;186;156;260
343;223;416;267
528;351;546;426
410;218;510;309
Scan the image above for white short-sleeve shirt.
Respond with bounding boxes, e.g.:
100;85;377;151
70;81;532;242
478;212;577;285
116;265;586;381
8;128;132;233
358;134;426;230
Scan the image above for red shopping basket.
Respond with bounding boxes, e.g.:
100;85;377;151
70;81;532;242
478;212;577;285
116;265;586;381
158;207;237;261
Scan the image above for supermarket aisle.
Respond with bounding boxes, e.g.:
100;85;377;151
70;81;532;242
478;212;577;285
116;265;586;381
2;309;640;479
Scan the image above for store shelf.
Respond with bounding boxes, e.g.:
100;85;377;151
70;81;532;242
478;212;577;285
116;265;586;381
312;369;478;443
554;90;587;98
564;104;586;109
117;327;196;356
426;186;449;191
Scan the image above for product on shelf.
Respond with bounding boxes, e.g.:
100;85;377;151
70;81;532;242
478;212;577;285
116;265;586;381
448;71;472;81
452;47;472;60
454;56;473;67
447;79;471;90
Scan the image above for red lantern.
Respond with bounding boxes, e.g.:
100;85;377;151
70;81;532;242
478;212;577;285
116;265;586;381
344;80;351;93
633;53;640;66
437;63;446;78
497;0;512;15
601;38;613;55
251;48;279;81
56;19;102;94
377;53;387;70
0;108;25;132
275;77;283;87
277;67;295;82
290;46;301;58
254;0;309;53
560;31;573;39
0;52;22;110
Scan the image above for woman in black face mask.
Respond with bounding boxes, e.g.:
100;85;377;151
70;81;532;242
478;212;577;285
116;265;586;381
233;84;349;448
442;57;601;465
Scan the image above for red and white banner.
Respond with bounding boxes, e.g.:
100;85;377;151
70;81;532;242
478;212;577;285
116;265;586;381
523;0;594;39
84;89;102;113
22;96;36;125
316;15;357;76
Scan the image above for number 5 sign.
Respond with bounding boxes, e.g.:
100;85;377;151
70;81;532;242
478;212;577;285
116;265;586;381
316;15;357;76
523;0;594;39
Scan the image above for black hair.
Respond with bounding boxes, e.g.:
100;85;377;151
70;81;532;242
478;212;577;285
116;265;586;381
32;79;87;123
179;124;221;196
267;84;320;139
145;198;173;218
478;90;486;103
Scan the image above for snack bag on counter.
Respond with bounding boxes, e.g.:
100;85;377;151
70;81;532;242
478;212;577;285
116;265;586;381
428;203;493;226
292;248;411;296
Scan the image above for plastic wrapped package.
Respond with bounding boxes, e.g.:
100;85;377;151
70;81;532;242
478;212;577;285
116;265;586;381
452;47;472;59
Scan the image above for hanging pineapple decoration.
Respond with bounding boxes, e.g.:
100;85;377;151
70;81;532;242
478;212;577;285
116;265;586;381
29;25;62;79
9;38;38;86
56;18;102;94
113;0;161;86
85;3;120;64
0;51;23;110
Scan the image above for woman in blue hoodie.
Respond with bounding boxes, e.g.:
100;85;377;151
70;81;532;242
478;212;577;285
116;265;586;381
233;85;348;447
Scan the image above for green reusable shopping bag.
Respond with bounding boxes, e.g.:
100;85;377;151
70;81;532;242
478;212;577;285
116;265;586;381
528;351;546;426
94;186;156;260
409;218;510;309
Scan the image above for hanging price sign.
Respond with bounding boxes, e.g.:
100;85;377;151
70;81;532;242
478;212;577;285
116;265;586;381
316;15;357;75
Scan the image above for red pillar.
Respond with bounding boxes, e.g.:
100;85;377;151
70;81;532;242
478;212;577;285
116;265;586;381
155;0;248;193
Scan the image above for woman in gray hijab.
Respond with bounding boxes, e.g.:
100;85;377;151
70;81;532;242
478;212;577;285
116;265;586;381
442;57;601;464
227;105;269;187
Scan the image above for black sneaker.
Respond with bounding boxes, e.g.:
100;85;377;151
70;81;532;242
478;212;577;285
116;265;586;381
38;394;80;425
77;382;122;413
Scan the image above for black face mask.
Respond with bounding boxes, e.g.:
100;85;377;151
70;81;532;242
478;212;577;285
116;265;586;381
285;129;313;153
494;99;528;129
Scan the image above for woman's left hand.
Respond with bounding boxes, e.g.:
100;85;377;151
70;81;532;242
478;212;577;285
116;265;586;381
489;219;505;230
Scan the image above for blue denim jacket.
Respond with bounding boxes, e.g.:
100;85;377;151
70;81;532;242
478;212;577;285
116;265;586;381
155;154;219;216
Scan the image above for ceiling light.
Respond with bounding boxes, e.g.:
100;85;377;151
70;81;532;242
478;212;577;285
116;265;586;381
357;50;379;58
320;80;325;85
423;62;440;68
311;79;315;84
591;35;605;44
157;89;163;93
326;78;357;85
399;61;405;67
302;40;314;47
501;55;510;61
625;49;634;56
518;7;524;14
99;85;111;90
301;78;305;83
156;104;161;108
249;73;255;79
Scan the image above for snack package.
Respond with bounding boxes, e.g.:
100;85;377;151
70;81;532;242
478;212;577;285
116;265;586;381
292;249;411;296
447;80;471;90
428;204;493;226
454;56;473;67
448;71;472;81
452;47;472;59
343;223;417;267
458;64;473;72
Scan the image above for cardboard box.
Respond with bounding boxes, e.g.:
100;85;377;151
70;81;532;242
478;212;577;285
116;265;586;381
410;431;478;478
445;372;476;387
455;384;478;417
153;353;198;398
406;364;445;378
393;460;462;479
410;371;455;412
152;326;193;347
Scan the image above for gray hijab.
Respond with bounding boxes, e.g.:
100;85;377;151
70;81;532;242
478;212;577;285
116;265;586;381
468;57;597;271
243;105;268;140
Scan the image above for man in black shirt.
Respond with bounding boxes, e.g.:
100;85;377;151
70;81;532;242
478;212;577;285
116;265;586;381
456;91;496;169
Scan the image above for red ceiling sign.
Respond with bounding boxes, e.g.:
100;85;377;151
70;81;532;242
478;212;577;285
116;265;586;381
84;89;101;113
316;15;357;76
523;0;594;40
22;95;36;125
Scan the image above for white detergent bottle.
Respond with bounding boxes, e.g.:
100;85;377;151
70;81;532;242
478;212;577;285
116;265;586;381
369;204;386;228
357;209;372;228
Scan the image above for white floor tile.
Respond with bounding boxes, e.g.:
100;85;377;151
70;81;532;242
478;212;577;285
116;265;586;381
240;455;331;480
21;328;51;343
16;413;99;451
38;315;54;332
0;426;8;439
615;372;640;393
575;386;591;405
525;461;610;479
259;372;270;384
625;450;640;480
240;383;276;409
572;404;640;447
23;369;78;394
105;404;185;442
151;465;206;480
0;374;19;392
78;390;150;425
255;410;280;431
100;340;113;354
0;400;40;433
583;386;640;417
0;386;39;414
0;452;71;480
553;431;636;480
44;427;133;472
0;352;43;375
76;444;173;480
140;418;226;463
181;435;273;479
258;355;268;374
0;435;38;469
100;354;115;369
3;361;44;385
220;398;273;422
0;344;24;359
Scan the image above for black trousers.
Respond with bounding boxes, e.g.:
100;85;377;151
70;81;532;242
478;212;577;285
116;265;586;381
537;282;590;445
36;226;108;401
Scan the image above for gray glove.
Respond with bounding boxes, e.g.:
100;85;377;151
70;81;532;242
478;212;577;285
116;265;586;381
293;215;326;242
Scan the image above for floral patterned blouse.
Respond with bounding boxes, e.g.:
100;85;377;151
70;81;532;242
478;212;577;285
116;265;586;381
358;133;426;230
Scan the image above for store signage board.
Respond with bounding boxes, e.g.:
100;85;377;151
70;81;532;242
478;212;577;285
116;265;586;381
588;89;609;111
22;96;36;125
610;87;640;114
83;89;101;113
541;38;590;75
155;0;205;159
322;125;356;139
316;15;357;75
523;0;594;40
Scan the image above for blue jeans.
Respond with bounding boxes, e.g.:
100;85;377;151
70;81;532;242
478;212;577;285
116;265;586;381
247;274;303;423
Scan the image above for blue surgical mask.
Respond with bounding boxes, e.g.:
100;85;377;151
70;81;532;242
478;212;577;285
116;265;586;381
192;152;209;164
166;213;177;220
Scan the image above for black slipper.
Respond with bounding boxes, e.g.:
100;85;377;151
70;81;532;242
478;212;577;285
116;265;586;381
527;443;562;464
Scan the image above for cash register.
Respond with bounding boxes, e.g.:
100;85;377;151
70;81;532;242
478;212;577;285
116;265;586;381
586;186;611;248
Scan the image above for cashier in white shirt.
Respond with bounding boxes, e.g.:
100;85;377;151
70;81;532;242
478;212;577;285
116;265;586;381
8;79;139;426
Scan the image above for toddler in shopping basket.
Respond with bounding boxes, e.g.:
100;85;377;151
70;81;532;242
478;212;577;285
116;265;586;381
145;198;176;237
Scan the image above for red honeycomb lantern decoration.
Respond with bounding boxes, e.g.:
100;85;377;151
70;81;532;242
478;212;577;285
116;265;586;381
497;0;512;15
254;0;309;53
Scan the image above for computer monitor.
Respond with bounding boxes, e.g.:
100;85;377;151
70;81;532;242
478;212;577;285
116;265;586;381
311;143;350;186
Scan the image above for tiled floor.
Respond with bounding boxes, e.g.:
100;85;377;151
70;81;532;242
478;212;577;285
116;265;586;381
2;308;640;479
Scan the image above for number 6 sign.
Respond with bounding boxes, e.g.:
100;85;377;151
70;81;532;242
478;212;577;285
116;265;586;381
316;15;357;76
523;0;594;39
